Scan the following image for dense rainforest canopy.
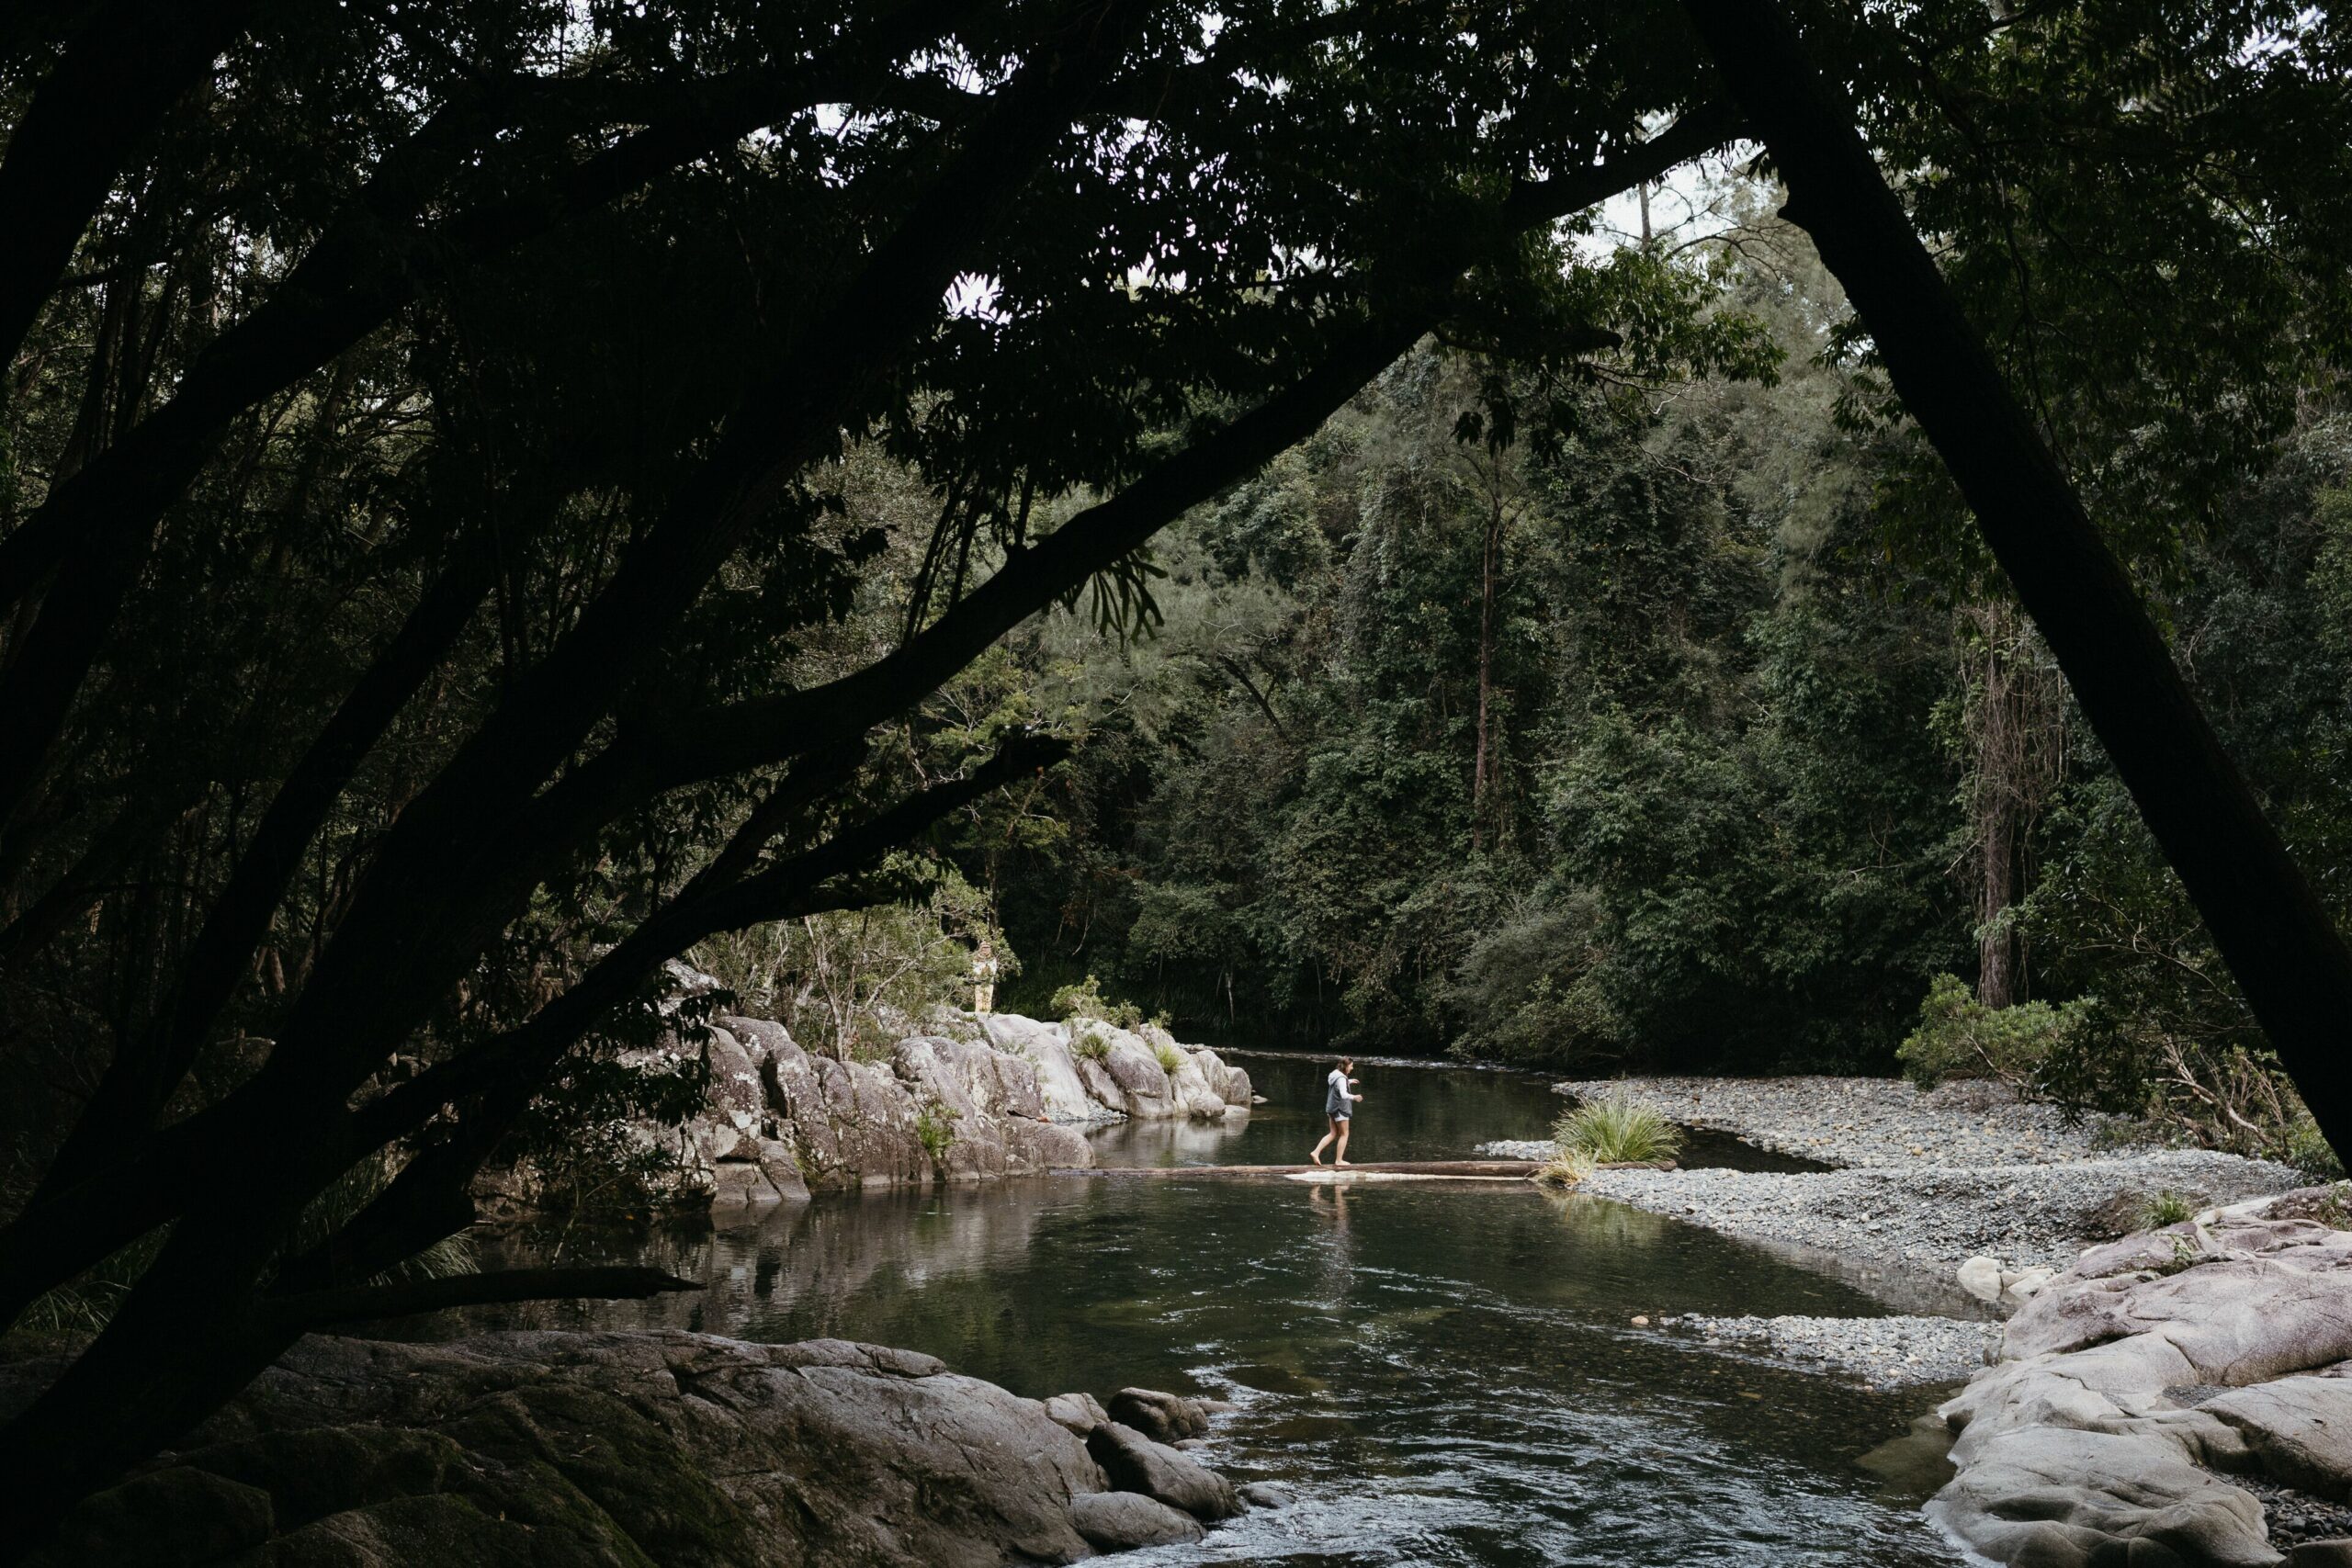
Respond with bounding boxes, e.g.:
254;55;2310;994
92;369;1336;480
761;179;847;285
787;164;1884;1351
3;0;2351;1547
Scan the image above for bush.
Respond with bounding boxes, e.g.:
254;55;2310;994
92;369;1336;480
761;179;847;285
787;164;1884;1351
1897;973;2086;1093
1048;973;1160;1032
914;1103;958;1164
1069;1022;1113;1063
1554;1089;1679;1165
1153;1042;1184;1073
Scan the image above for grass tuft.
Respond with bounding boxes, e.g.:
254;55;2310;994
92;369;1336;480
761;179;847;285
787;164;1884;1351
1153;1043;1184;1074
1553;1089;1680;1166
1534;1148;1597;1189
2140;1189;2198;1230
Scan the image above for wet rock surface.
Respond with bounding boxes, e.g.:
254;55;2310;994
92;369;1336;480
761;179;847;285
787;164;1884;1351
7;1330;1244;1567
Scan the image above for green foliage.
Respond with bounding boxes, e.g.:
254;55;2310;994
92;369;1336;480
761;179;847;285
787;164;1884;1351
1069;1024;1113;1064
508;1049;714;1214
1553;1091;1681;1167
694;858;1009;1060
1047;974;1155;1032
1534;1148;1596;1189
913;1104;958;1166
1152;1042;1184;1074
2140;1190;2198;1229
1897;974;2089;1092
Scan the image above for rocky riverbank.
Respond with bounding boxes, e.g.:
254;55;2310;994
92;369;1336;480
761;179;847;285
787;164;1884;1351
7;1329;1255;1566
1535;1075;2301;1279
1930;1185;2352;1566
1559;1074;2125;1167
477;967;1252;1213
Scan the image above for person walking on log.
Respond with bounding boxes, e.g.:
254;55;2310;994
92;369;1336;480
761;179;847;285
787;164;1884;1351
1310;1057;1363;1166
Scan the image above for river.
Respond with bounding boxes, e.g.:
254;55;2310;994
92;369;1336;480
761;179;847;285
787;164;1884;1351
424;1052;1971;1566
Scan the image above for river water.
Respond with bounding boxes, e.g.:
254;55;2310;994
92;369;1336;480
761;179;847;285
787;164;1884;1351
435;1053;1970;1567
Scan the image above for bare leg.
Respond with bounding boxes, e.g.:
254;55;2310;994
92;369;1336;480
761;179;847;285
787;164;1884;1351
1334;1119;1352;1166
1309;1118;1337;1165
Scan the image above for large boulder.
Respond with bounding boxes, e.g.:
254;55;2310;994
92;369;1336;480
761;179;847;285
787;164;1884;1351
1107;1387;1211;1443
1928;1425;2275;1568
21;1330;1193;1568
1099;1032;1180;1119
980;1016;1107;1123
2208;1378;2352;1501
1932;1186;2352;1566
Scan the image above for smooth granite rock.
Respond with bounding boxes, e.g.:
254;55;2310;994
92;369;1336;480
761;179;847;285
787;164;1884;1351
1070;1489;1204;1550
20;1330;1170;1568
1085;1421;1238;1521
1934;1187;2352;1567
1108;1387;1211;1443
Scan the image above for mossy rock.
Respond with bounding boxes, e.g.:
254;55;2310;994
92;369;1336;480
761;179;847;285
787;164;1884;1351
28;1464;275;1567
438;1382;763;1563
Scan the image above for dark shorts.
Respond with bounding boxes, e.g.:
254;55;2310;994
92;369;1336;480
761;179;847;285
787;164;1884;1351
1329;1111;1351;1122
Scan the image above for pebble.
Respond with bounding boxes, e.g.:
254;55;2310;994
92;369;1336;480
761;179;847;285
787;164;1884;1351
1579;1151;2300;1275
1552;1075;2121;1170
1509;1075;2302;1276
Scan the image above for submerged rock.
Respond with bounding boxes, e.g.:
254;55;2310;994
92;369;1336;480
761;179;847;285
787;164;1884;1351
16;1330;1244;1568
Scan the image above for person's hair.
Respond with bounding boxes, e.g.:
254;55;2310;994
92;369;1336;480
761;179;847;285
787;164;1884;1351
1338;1056;1353;1069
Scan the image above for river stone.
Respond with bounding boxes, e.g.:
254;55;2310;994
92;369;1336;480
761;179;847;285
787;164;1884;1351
1085;1420;1238;1520
2290;1542;2352;1566
2208;1378;2352;1499
1070;1489;1204;1550
1041;1392;1109;1435
1238;1482;1293;1509
1958;1256;2004;1303
1108;1387;1211;1442
27;1331;1121;1568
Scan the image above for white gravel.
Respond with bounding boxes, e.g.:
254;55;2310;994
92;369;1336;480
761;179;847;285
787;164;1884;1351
1662;1312;2002;1390
1489;1074;2309;1385
1555;1075;2123;1168
1580;1149;2302;1276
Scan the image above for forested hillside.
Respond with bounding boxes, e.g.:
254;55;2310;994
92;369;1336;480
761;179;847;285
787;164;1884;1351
954;208;2352;1161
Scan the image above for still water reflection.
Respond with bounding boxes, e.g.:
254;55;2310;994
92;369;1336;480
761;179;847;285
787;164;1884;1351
418;1054;1961;1566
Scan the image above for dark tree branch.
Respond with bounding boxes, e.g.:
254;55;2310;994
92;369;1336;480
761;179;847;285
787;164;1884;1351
0;6;987;849
266;1267;701;1329
0;0;260;367
637;105;1741;789
1679;0;2352;1156
29;536;502;1201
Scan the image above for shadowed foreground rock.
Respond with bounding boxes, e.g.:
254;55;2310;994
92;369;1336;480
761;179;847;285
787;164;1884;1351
7;1330;1241;1566
1932;1187;2352;1566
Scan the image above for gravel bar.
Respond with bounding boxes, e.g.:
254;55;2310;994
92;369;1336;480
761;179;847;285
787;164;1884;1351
1555;1075;2123;1168
1662;1312;2002;1390
1580;1150;2302;1276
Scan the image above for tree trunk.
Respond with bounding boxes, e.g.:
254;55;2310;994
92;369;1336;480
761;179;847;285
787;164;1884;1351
1682;0;2352;1156
1472;486;1500;851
